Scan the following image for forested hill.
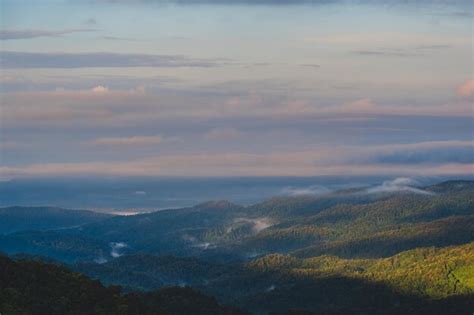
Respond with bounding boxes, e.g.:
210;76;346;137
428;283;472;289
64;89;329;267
0;180;472;263
1;246;473;315
0;254;245;315
72;243;474;314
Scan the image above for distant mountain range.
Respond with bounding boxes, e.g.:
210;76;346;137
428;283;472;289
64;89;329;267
0;206;111;234
0;180;473;314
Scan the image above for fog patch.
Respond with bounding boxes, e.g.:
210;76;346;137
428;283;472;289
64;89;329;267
182;234;216;250
281;185;331;196
182;234;198;243
94;256;108;264
234;217;273;233
192;242;216;250
366;178;434;195
133;190;147;196
110;242;128;258
109;210;141;216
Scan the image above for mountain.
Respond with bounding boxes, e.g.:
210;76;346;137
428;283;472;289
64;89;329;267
0;254;245;315
73;243;474;314
0;179;473;313
8;248;472;315
0;206;111;234
74;254;235;290
229;180;474;258
0;180;472;263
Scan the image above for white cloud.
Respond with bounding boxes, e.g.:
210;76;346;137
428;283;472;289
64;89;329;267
233;217;273;233
110;242;128;258
366;177;433;195
281;185;331;196
91;85;109;93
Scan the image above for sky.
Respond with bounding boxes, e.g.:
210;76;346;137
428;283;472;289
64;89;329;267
0;0;473;179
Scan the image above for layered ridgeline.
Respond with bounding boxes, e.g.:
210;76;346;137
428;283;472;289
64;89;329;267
0;180;473;314
1;180;472;262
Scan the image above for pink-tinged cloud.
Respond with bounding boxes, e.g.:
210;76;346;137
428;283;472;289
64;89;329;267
2;88;472;130
340;98;377;112
90;135;164;147
1;141;472;179
456;79;474;97
2;160;472;179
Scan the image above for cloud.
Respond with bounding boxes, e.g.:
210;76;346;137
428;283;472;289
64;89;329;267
192;242;215;250
366;177;433;195
204;127;242;140
2;86;146;125
92;0;341;4
328;98;471;117
344;42;452;57
0;51;223;68
84;18;97;25
456;79;474;97
91;85;109;93
352;49;423;57
416;44;452;50
339;98;377;112
110;242;128;258
2;87;472;131
373;140;474;165
281;185;331;196
94;256;108;264
1;140;472;178
98;35;139;41
2;160;472;179
0;73;174;93
299;63;320;68
233;218;273;233
0;29;96;40
451;11;473;18
90;135;164;147
265;285;276;292
88;0;472;5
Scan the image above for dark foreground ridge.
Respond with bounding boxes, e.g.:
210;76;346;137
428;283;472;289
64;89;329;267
1;253;473;315
0;254;245;315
